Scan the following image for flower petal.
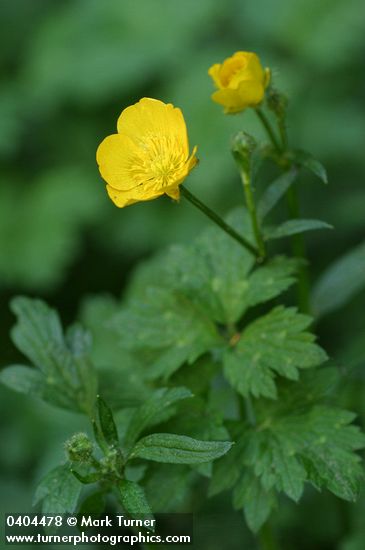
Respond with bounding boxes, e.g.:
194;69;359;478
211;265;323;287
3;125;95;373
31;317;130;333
96;134;141;191
165;186;180;200
117;98;189;156
106;184;163;208
208;63;222;88
211;80;264;113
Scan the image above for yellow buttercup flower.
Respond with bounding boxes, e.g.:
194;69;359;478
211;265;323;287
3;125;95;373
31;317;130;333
96;98;198;208
208;52;270;114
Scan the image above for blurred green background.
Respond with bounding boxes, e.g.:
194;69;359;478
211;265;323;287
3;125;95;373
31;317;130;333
1;0;364;548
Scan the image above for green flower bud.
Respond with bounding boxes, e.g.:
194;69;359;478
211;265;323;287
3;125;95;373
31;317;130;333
231;131;257;178
65;433;93;463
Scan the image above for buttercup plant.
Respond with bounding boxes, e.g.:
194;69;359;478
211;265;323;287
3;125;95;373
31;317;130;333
1;51;364;549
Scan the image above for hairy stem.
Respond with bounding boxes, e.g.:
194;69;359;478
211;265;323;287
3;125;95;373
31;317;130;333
255;108;281;153
255;106;311;313
240;170;266;260
181;186;258;257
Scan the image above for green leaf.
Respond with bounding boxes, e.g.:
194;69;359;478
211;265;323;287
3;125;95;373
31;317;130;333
97;395;119;448
112;286;221;380
240;256;299;311
117;480;154;523
264;219;333;240
34;464;82;514
257;168;298;221
251;398;365;504
311;240;365;318
287;406;365;501
124;387;193;449
5;297;97;413
0;365;44;396
163;396;230;478
233;473;276;533
125;208;255;327
223;306;327;399
122;210;297;338
291;149;328;184
129;433;233;464
171;208;255;325
10;297;66;376
244;431;306;502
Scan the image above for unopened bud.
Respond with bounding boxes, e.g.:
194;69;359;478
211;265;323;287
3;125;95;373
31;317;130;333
231;132;257;177
65;433;93;463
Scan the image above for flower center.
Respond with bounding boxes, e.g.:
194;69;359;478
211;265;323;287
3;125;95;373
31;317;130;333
129;134;187;189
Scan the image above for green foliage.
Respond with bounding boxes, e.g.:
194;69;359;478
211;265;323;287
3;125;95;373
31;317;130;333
224;306;327;398
124;387;193;449
289;150;328;184
233;474;276;533
129;433;233;464
257;168;298;221
34;464;82;515
96;395;120;448
1;297;97;414
117;479;154;522
112;209;300;387
210;370;365;532
264;219;333;240
112;286;221;380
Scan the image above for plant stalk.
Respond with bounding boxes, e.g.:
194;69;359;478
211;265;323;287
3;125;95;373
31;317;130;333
286;186;311;313
255;105;311;313
255;108;281;154
180;186;258;258
259;521;280;550
240;170;266;260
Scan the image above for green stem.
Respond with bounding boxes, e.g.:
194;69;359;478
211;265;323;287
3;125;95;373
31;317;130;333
240;170;266;260
181;186;258;258
259;521;280;550
255;108;281;153
255;106;311;313
286;186;311;313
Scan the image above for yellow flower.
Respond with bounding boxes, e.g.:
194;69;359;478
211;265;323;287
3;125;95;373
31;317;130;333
96;98;198;208
208;52;270;114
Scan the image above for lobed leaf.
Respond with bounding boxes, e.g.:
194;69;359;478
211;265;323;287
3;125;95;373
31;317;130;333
223;306;327;399
233;473;276;533
3;297;97;413
112;286;221;380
